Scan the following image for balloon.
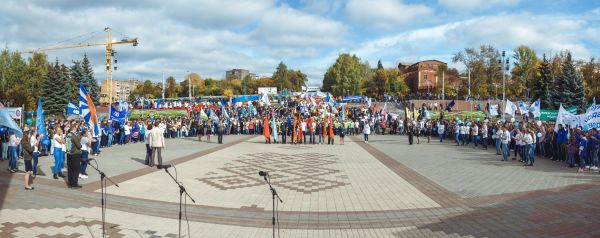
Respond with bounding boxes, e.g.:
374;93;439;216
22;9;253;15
0;127;5;134
515;122;520;127
150;115;155;121
127;113;132;118
510;117;515;122
26;118;32;125
99;117;104;122
536;120;542;126
476;118;480;122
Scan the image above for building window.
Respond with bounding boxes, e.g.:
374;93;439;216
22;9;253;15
424;74;428;80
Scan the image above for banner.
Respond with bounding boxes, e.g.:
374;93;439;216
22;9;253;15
67;102;80;115
555;105;584;131
489;104;499;116
540;106;577;121
583;104;600;130
109;106;127;123
3;107;22;120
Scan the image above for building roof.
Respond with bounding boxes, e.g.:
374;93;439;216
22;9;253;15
407;60;447;68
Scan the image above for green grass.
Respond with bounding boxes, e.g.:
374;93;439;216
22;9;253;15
129;109;188;120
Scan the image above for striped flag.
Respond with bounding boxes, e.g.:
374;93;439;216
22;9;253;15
79;83;100;136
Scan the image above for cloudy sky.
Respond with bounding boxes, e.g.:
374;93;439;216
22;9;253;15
1;0;599;85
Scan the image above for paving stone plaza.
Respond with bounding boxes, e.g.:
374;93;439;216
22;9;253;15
1;135;600;237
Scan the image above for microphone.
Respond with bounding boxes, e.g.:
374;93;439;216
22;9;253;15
158;164;172;170
258;171;268;177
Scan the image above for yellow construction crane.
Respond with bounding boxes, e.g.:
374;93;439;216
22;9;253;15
21;27;138;105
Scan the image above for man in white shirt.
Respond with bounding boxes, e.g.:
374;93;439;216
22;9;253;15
149;122;166;167
437;121;445;143
124;123;131;144
501;127;511;161
30;129;40;176
301;120;307;144
7;131;20;172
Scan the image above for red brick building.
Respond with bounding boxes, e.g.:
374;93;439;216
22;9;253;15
400;60;447;93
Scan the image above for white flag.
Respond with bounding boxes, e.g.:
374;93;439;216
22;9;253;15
504;100;517;117
530;99;541;118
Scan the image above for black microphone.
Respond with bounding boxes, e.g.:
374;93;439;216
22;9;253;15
258;171;268;177
158;164;172;170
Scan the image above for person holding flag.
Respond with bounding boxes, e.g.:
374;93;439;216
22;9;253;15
271;111;278;144
263;115;271;144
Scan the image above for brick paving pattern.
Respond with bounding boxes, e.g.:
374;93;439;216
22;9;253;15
0;134;599;237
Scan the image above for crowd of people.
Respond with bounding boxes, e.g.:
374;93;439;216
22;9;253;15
2;99;599;191
397;106;600;173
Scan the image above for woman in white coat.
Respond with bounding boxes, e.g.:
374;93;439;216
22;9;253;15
363;122;371;143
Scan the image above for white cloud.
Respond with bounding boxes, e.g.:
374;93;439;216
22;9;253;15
345;0;434;30
438;0;520;11
164;0;275;28
351;13;594;69
299;0;344;15
250;7;348;57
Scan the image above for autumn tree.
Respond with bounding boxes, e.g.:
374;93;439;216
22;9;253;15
323;53;371;96
511;45;539;99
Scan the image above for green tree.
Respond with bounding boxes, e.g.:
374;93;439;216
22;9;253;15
165;76;177;98
59;63;74;107
82;54;100;103
512;45;539;99
580;58;600;103
271;62;307;92
242;74;252;94
386;68;409;97
533;55;553;108
553;52;585;112
42;60;64;115
323;53;370;96
130;80;162;100
272;62;288;90
372;67;388;96
70;60;85;101
453;45;503;98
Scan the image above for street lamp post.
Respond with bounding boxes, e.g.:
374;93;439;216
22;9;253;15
442;70;445;101
501;50;510;121
187;70;191;102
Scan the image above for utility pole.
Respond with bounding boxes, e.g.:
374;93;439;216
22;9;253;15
162;72;165;100
468;67;471;98
187;70;191;102
442;70;445;101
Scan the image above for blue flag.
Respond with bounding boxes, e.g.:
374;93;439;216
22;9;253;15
109;106;127;123
446;100;456;112
0;109;22;138
35;99;49;145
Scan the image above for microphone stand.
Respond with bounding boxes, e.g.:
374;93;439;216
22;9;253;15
87;160;119;238
163;166;196;238
262;174;283;238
